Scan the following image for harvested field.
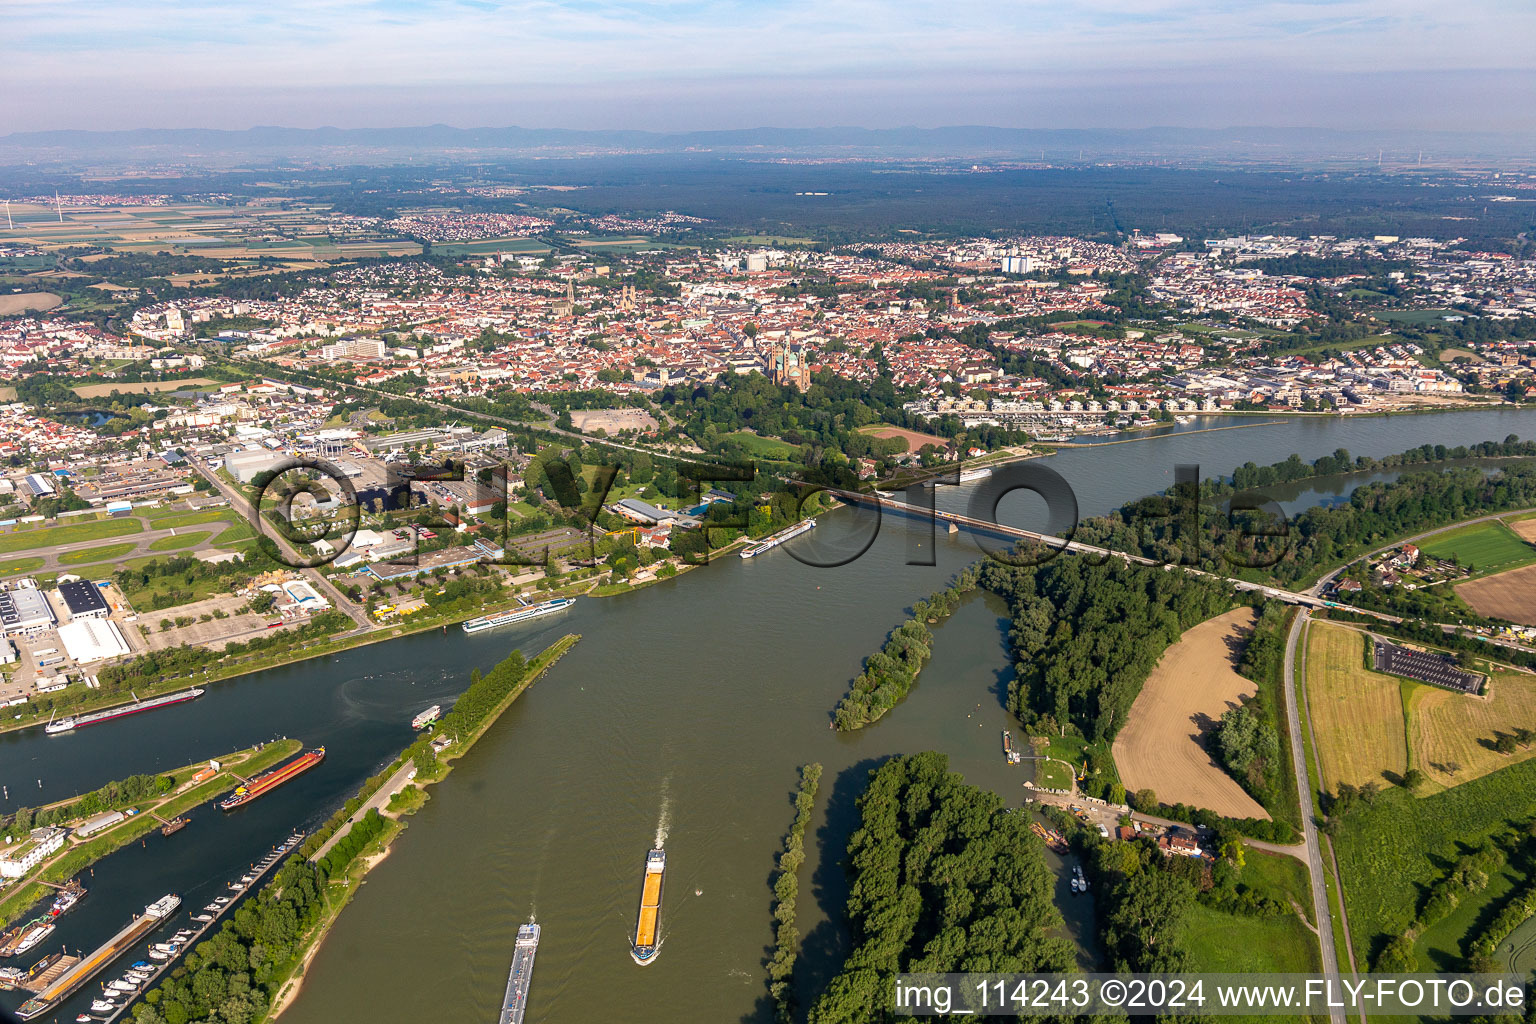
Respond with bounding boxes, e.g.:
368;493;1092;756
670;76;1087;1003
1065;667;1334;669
1508;518;1536;544
857;424;949;453
0;292;62;315
1112;607;1269;820
1456;564;1536;626
1304;621;1408;790
1409;671;1536;790
73;378;217;398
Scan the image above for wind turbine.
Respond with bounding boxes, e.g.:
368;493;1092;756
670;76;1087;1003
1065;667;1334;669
2;200;11;230
55;191;64;223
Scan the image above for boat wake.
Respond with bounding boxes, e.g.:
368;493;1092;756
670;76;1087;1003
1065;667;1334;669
654;779;671;849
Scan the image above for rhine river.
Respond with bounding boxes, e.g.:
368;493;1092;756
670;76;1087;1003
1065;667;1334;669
7;409;1536;1024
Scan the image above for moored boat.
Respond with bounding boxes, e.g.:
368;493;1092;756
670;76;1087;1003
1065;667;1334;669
462;598;574;634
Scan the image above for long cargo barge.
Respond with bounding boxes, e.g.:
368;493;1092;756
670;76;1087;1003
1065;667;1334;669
497;922;540;1024
14;894;179;1020
45;688;205;735
217;747;325;812
630;849;666;965
462;597;574;634
739;518;816;559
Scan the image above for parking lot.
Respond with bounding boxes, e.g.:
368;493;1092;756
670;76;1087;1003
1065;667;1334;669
131;593;272;652
1374;639;1482;694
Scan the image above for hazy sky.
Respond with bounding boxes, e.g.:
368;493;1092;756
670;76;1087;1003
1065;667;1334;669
5;0;1534;132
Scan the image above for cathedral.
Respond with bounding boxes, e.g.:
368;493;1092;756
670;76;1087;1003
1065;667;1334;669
767;344;811;390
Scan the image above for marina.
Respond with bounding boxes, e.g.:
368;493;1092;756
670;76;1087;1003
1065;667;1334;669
14;894;180;1020
87;832;304;1024
496;922;540;1024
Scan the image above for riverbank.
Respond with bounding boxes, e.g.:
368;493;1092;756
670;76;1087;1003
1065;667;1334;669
264;634;581;1022
0;738;302;929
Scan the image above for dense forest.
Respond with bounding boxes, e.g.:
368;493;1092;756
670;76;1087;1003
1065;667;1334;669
977;556;1235;742
805;754;1072;1024
1076;446;1536;587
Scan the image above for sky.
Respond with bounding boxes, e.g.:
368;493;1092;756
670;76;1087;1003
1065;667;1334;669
3;0;1534;133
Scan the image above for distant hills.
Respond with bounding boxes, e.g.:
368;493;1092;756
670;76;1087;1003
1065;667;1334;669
0;124;1530;169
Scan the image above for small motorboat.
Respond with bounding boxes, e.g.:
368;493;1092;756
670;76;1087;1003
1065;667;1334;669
239;874;254;884
214;896;231;905
76;1014;94;1022
110;979;137;992
228;883;244;892
148;948;171;961
131;961;151;970
90;1001;115;1013
192;913;212;922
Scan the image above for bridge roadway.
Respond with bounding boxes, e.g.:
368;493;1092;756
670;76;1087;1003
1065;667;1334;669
834;489;1405;624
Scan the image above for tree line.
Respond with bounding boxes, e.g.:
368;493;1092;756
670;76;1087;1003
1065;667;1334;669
767;763;822;1024
831;568;978;730
6;772;173;836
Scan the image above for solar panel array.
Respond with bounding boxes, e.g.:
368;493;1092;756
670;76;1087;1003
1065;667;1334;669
1373;640;1481;694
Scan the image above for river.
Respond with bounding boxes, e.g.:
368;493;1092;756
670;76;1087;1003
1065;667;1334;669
7;407;1536;1024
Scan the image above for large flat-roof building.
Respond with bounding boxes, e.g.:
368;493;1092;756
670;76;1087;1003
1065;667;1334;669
225;448;286;484
57;618;131;664
0;588;56;636
57;580;110;621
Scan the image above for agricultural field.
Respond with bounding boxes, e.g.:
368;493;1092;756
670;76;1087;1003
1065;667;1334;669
1304;622;1408;790
1408;670;1536;790
1457;564;1536;625
0;201;420;262
1112;607;1269;820
73;378;218;399
1419;519;1535;573
856;423;949;452
0;517;141;555
1333;755;1536;969
0;292;62;315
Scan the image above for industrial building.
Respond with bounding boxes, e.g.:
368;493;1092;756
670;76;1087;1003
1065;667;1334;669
57;618;132;664
0;588;56;636
224;448;286;484
57;580;110;621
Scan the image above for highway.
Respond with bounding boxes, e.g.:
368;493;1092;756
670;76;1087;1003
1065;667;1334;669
1282;611;1346;1024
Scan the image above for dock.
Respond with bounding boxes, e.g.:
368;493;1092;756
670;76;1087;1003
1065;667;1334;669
497;922;540;1024
95;831;306;1024
15;900;175;1019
